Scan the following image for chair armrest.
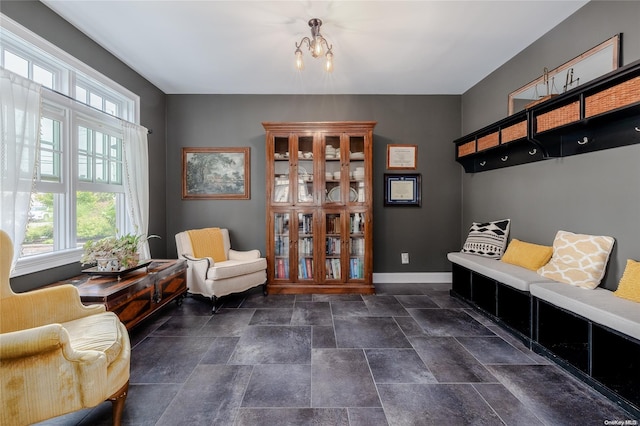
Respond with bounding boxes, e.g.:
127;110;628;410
229;249;261;261
181;254;213;280
1;285;106;332
0;323;108;409
0;324;101;364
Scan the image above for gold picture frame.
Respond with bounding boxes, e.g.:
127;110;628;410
387;144;417;170
182;147;250;200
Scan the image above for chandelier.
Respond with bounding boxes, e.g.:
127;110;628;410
294;18;334;72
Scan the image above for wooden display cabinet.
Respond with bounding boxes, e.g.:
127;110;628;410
263;121;376;294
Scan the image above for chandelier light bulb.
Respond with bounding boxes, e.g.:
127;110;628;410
325;52;334;73
295;49;304;70
313;36;324;57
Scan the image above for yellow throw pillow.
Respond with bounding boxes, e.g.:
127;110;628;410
537;230;615;289
187;227;227;262
614;259;640;303
501;239;553;271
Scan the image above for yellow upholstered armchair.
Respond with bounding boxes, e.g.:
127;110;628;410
0;230;131;426
175;227;267;312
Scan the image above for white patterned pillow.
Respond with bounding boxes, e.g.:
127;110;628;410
537;230;615;289
461;219;511;259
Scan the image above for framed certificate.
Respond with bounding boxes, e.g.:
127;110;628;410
387;144;417;170
384;174;421;206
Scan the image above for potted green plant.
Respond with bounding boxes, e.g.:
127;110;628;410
81;233;160;271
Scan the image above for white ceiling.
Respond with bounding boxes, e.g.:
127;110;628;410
41;0;589;95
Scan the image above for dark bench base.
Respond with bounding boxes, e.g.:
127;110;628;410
533;297;640;419
450;263;532;345
451;262;640;419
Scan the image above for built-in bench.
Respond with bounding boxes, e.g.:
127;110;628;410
448;252;640;418
447;252;557;341
531;283;640;416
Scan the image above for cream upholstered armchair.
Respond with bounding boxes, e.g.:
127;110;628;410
0;230;131;426
175;227;267;312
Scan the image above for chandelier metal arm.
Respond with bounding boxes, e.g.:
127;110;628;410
295;37;312;51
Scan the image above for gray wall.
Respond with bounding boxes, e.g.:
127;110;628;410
166;95;462;273
4;1;167;291
460;1;640;290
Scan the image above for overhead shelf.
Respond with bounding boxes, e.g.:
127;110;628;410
454;59;640;173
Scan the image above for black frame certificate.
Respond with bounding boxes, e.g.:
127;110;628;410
384;174;421;206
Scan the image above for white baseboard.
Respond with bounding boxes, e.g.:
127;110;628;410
373;272;452;284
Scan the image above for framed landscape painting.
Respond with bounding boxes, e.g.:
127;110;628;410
182;147;250;199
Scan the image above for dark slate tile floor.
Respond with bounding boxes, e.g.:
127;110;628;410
36;282;638;425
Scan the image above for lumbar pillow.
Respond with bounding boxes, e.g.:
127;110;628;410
537;230;615;289
501;239;553;271
614;259;640;303
461;219;510;259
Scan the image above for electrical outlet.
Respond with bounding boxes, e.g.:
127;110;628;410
401;252;409;264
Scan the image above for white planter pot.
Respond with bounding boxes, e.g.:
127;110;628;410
96;257;119;272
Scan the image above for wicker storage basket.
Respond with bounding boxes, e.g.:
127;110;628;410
536;101;580;133
584;76;640;118
501;121;527;143
457;141;476;157
477;132;499;151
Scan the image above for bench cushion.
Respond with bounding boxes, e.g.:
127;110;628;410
531;282;640;341
448;252;556;292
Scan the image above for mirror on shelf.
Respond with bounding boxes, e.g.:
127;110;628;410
508;34;621;115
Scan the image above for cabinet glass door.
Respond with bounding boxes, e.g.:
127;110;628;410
349;212;366;279
297;135;315;204
273;136;291;203
324;212;342;280
347;135;366;204
323;135;342;204
273;212;290;279
297;212;314;280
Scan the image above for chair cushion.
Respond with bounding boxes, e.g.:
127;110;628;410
62;312;125;364
208;258;267;280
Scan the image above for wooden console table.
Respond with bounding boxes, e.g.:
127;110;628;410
49;259;187;330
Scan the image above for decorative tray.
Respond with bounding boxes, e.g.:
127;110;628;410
82;260;152;278
327;187;358;202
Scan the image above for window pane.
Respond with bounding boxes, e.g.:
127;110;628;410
23;193;54;257
75;85;87;103
76;191;117;244
78;126;92;181
89;92;102;110
109;136;122;184
105;100;117;116
39;117;61;182
4;50;29;78
33;64;54;88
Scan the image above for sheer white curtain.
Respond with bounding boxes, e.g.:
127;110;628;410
0;69;42;272
122;121;151;259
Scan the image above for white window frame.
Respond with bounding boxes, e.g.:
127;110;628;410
1;14;141;276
